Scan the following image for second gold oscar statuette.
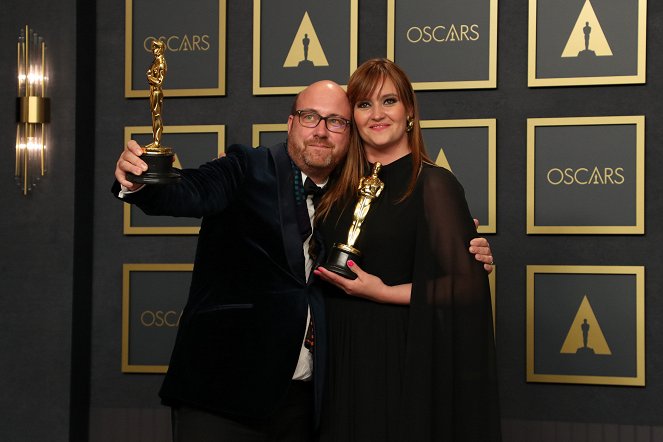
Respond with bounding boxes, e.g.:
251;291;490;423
321;163;384;279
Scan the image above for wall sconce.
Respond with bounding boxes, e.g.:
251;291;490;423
16;25;49;196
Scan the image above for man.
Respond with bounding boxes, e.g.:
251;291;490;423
113;80;494;441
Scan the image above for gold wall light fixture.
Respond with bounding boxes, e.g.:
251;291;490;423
16;25;49;195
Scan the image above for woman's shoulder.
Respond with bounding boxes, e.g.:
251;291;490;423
420;162;460;185
417;162;466;199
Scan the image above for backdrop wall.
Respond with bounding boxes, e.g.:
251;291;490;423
0;1;79;441
1;1;662;441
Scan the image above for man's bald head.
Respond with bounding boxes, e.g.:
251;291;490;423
291;80;350;116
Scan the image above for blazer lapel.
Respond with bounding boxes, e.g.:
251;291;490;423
308;228;326;285
270;143;306;283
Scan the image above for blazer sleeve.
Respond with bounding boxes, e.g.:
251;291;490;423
111;144;253;218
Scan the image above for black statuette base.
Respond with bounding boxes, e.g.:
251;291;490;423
321;244;362;280
126;151;181;185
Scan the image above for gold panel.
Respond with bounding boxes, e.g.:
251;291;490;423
123;124;225;235
252;0;358;95
527;116;645;234
387;0;498;90
526;265;645;386
125;0;227;97
528;0;646;87
122;263;193;373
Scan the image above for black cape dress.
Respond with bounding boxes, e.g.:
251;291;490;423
317;154;501;442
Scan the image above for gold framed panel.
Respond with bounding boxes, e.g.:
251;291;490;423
387;0;498;90
122;263;193;373
123;125;226;234
252;124;288;147
526;265;645;386
421;119;496;233
125;0;227;97
528;0;646;87
253;0;358;95
527;116;644;234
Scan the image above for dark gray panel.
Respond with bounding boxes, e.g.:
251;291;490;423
394;0;492;82
130;0;220;90
258;1;353;87
535;0;640;78
534;273;637;377
534;124;637;226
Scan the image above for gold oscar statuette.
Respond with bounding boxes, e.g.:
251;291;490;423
322;162;384;279
126;39;180;184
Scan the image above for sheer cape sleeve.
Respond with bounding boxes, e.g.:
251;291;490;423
400;165;501;441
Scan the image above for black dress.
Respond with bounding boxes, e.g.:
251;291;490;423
317;154;500;442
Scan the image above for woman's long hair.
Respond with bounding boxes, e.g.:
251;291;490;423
316;58;432;222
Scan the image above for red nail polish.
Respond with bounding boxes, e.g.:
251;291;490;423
347;260;354;267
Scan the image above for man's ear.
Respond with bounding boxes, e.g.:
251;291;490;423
287;115;294;134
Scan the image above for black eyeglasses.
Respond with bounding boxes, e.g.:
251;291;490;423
294;110;351;133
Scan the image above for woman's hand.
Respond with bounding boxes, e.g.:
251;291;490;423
314;261;411;304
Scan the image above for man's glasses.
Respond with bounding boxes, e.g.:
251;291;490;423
294;110;351;133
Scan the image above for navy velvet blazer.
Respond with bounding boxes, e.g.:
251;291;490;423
112;143;326;422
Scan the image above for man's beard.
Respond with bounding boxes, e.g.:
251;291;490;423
300;139;334;170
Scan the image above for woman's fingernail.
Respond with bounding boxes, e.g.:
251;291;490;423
347;260;354;267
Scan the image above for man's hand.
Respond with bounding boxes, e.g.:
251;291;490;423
115;140;147;190
471;219;494;273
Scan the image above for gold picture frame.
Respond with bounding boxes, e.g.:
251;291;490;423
125;0;227;97
528;0;647;87
123;125;225;235
253;0;358;95
387;0;498;90
526;265;645;386
527;116;644;234
122;263;193;373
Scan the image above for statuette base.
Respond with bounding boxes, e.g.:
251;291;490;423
322;243;362;280
126;150;180;185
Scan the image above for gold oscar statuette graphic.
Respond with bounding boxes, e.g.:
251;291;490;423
127;40;180;184
322;163;384;279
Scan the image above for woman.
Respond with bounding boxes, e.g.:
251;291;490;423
314;59;501;441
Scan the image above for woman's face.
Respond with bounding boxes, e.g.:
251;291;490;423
353;77;410;157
